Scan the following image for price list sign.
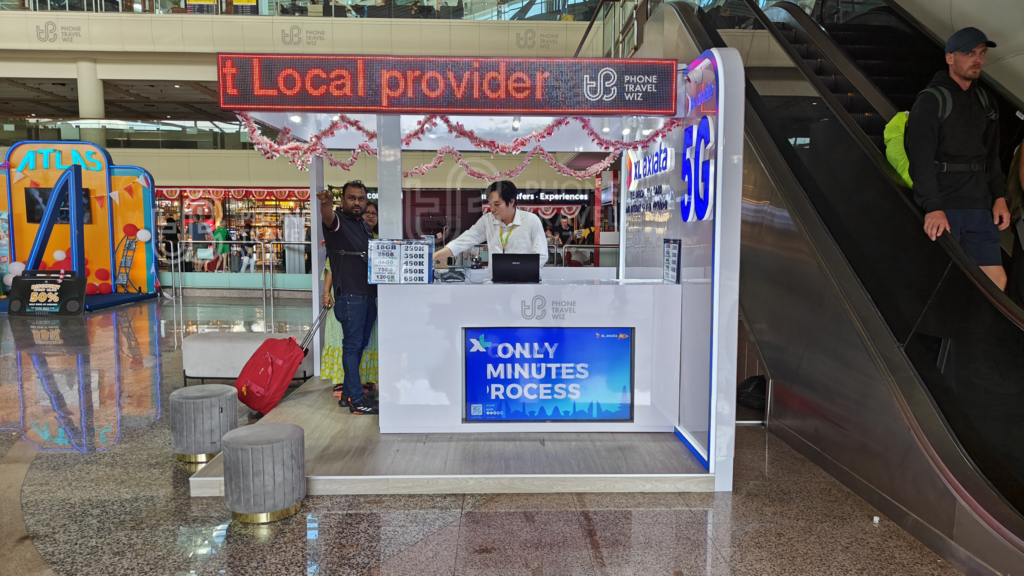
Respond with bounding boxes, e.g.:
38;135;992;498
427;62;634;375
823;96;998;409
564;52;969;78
368;239;434;284
663;239;681;284
399;243;431;284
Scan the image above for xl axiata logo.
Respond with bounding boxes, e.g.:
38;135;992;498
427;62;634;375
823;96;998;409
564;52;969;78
521;296;546;320
583;67;617;102
516;29;536;49
281;25;302;45
36;21;57;42
468;334;492;353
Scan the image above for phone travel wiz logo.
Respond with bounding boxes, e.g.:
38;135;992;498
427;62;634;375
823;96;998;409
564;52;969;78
36;21;57;42
516;29;536;49
521;296;546;320
281;25;302;45
583;68;617;102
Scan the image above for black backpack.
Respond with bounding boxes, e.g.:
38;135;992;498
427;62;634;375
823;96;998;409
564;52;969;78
919;85;998;122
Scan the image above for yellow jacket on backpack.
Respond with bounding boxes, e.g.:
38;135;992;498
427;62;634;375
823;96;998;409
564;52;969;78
884;112;913;188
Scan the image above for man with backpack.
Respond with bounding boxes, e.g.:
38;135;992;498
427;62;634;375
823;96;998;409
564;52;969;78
906;27;1010;290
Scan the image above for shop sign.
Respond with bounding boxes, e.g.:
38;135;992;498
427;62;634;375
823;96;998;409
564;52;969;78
481;189;592;206
625;143;674;192
464;327;634;422
680;56;720;223
218;54;677;115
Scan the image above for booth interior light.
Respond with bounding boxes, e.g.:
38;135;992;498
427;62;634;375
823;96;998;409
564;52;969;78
289;115;302;122
621;117;631;136
512;116;521;131
602;118;610;133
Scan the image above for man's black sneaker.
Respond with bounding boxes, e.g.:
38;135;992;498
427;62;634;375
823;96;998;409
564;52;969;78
349;400;379;415
338;398;350;408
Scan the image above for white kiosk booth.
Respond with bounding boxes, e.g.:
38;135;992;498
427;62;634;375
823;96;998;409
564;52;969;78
191;48;743;496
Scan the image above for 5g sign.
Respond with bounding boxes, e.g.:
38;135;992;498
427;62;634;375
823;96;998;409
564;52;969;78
680;115;716;222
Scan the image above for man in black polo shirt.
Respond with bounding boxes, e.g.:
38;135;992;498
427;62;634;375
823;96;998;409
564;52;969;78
317;181;379;415
906;26;1010;290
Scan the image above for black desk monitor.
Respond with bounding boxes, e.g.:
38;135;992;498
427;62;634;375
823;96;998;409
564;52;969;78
491;253;541;284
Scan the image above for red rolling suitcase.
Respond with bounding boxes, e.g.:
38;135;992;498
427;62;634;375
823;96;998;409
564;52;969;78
234;306;332;414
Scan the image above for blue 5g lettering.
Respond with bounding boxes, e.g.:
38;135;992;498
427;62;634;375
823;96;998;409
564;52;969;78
680;115;716;222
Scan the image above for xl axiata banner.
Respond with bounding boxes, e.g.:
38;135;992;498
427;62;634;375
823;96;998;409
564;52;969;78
464;327;634;423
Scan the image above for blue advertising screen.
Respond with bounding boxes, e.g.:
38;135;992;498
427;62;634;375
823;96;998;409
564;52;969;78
464;327;634;422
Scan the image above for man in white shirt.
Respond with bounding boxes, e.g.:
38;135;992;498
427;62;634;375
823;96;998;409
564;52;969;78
433;181;549;267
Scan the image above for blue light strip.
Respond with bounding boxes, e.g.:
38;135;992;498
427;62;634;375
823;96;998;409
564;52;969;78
673;427;709;471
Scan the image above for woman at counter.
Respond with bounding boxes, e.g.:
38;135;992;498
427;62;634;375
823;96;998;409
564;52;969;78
432;181;549;267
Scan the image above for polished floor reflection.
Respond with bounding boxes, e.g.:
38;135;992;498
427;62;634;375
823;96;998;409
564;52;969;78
0;298;961;575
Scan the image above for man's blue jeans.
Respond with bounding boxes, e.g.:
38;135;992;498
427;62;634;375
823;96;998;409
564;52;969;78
334;293;377;405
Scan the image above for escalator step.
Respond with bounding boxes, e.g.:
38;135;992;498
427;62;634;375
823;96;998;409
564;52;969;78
838;45;936;61
804;59;822;74
818;75;836;91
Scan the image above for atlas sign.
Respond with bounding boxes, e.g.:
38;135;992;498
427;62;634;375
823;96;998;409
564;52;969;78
217;54;676;115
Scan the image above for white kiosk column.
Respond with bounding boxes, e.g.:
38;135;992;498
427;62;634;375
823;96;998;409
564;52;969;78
309;155;325;376
376;115;403;239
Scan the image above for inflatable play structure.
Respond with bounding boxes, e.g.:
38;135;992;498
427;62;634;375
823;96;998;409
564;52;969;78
1;141;158;313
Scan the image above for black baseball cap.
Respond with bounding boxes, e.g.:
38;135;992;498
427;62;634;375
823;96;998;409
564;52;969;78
945;27;996;54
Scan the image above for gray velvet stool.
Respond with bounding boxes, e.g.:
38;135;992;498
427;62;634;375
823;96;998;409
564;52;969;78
169;384;238;463
222;423;305;523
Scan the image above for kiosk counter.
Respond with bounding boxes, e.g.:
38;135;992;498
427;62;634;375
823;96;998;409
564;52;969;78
376;278;703;434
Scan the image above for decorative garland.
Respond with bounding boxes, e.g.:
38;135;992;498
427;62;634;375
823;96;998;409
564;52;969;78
237;112;683;179
404;145;621;181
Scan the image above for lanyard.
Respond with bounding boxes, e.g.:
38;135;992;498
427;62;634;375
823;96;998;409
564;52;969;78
498;225;517;251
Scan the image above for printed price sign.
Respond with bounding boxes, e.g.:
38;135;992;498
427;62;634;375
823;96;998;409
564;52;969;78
368;238;434;284
663;239;681;284
368;241;400;284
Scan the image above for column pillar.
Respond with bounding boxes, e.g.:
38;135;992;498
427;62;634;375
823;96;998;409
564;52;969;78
309;155;325;376
76;59;106;146
76;59;105;118
376;115;403;239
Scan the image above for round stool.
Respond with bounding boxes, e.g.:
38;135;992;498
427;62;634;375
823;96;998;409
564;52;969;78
169;384;238;463
222;423;305;524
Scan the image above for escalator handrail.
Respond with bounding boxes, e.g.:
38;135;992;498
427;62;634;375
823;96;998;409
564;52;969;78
740;0;1024;332
666;0;1024;554
769;0;898;122
819;0;1024;118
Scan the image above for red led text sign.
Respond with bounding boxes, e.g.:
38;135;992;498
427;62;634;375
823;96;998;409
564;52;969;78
218;54;677;116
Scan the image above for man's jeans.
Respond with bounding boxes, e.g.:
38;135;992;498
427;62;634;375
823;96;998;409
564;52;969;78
334;293;377;405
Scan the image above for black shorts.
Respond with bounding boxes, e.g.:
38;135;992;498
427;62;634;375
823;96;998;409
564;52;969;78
945;209;1002;267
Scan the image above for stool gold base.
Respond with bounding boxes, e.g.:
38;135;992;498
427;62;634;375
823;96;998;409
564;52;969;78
177;452;219;463
231;503;302;524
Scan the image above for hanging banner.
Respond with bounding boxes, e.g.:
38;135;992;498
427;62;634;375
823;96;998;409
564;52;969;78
218;54;677;115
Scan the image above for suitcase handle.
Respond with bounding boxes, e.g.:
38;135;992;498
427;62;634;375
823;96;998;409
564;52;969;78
299;305;333;351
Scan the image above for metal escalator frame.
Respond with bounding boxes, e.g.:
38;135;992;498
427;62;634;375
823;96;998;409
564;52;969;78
737;0;1024;330
769;0;897;122
818;0;1024;116
673;0;1024;555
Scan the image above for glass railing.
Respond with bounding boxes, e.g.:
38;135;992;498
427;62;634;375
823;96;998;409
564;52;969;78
1;0;599;20
0;117;254;150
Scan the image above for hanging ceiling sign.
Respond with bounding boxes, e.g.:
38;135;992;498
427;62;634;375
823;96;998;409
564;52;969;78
217;54;677;116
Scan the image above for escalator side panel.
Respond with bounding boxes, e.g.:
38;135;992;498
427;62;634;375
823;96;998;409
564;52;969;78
739;134;959;536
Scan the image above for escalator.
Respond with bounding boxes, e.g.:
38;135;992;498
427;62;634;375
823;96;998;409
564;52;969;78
623;0;1024;572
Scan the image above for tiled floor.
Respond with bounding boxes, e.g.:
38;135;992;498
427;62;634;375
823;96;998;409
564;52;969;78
0;298;962;575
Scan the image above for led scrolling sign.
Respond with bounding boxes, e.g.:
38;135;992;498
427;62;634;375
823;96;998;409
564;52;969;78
217;54;677;115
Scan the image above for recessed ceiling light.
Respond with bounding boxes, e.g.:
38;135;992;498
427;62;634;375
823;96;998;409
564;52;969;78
290;115;302;122
166;115;171;118
601;118;610;133
174;84;180;88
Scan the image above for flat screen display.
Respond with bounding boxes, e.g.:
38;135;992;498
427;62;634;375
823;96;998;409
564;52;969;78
464;327;634;423
24;188;92;224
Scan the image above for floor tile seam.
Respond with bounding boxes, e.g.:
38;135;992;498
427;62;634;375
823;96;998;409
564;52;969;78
450;493;465;576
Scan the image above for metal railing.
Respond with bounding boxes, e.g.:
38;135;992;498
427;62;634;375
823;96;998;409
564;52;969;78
0;117;253;150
